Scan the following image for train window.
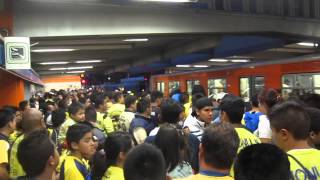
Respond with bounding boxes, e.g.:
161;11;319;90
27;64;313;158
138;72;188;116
240;76;265;102
168;81;180;94
156;82;165;93
208;78;227;98
282;73;320;99
186;80;200;94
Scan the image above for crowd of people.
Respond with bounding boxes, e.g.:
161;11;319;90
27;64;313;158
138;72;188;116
0;85;319;180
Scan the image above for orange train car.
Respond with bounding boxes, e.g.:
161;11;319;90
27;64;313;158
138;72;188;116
151;59;320;101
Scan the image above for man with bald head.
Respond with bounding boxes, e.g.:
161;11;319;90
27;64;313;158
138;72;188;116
20;108;46;134
10;108;46;179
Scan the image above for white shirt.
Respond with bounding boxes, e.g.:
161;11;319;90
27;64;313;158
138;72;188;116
183;114;205;141
254;115;272;139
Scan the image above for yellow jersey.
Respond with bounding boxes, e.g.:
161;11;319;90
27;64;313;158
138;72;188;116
177;173;234;180
58;118;77;145
288;148;320;180
9;134;25;179
235;128;261;153
60;155;91;180
0;139;9;164
102;166;124;180
97;111;114;134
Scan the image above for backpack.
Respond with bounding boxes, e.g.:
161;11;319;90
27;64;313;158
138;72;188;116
244;111;262;132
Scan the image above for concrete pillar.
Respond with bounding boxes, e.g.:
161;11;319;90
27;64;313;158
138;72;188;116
223;0;231;11
303;0;310;18
242;0;250;13
314;0;320;18
256;0;264;14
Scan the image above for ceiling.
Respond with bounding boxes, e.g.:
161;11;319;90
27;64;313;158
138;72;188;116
15;0;319;79
30;33;320;77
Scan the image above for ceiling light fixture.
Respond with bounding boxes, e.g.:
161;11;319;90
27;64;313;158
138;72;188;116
66;71;85;74
31;49;76;52
135;0;197;2
75;60;102;63
193;65;209;68
123;38;149;42
176;65;191;68
208;59;229;62
39;62;69;65
49;66;93;71
230;59;250;63
297;42;318;47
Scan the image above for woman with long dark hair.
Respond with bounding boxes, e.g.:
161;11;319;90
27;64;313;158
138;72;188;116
155;124;193;179
102;131;133;180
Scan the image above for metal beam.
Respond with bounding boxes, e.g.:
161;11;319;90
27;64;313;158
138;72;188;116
13;1;320;38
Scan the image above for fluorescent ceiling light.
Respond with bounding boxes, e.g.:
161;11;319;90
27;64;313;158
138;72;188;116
66;71;85;74
75;60;102;63
49;68;67;71
38;62;69;65
193;65;209;68
50;66;93;71
208;59;229;62
123;38;149;42
31;49;76;52
176;65;191;68
231;59;250;63
297;42;319;47
135;0;197;2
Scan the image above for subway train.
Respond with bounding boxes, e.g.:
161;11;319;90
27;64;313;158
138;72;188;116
151;59;320;101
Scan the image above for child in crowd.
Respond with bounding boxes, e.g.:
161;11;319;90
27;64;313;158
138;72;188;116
60;124;96;180
102;131;133;180
59;103;86;145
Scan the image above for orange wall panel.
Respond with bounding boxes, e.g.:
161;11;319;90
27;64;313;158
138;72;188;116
0;70;25;107
41;75;81;83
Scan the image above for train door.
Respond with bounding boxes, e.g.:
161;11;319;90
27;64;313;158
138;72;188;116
168;81;180;95
240;76;264;102
186;80;200;94
207;78;227;98
156;81;165;93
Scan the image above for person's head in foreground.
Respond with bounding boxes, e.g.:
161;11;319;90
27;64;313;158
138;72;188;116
124;143;167;180
268;101;311;152
17;129;59;179
234;143;290;180
199;122;239;177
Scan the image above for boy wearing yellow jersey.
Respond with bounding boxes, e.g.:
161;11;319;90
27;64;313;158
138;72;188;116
59;103;86;145
0;109;17;179
269;101;320;180
220;94;260;153
94;94;114;134
60;124;96;180
179;123;239;180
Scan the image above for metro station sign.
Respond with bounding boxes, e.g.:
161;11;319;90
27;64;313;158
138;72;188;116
4;37;31;70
